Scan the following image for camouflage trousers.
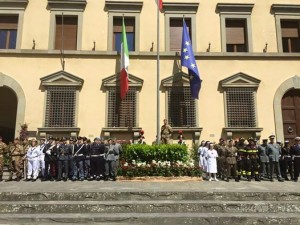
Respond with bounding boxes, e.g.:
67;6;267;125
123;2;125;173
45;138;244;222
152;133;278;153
8;159;22;178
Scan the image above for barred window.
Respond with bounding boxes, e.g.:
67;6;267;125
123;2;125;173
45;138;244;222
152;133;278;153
226;87;256;127
45;86;76;127
107;87;137;127
168;87;196;127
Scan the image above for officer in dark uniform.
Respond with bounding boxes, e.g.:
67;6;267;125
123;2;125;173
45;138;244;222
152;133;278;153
68;137;76;179
83;137;90;179
72;137;86;181
56;137;70;181
291;137;300;182
214;138;227;180
258;139;270;180
42;137;55;181
280;140;293;181
89;137;105;181
236;137;247;181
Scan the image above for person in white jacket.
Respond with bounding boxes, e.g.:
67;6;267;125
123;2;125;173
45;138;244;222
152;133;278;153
26;139;41;181
206;143;219;181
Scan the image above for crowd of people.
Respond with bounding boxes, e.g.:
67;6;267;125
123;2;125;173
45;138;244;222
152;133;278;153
0;136;122;182
198;135;300;182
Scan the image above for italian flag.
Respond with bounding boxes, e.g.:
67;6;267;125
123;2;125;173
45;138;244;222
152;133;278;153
120;18;129;99
158;0;163;10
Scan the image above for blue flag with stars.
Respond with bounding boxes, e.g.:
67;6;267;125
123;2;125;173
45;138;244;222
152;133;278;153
180;20;201;99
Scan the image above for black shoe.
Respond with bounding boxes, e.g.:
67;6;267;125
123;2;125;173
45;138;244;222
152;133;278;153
79;177;84;181
72;177;77;181
5;178;13;182
0;177;3;182
285;177;290;181
104;177;108;181
278;178;284;182
41;178;47;182
16;177;21;182
294;178;298;182
96;176;100;181
25;178;31;181
56;178;62;182
112;176;116;181
50;178;55;182
32;179;37;182
270;178;274;182
63;178;68;182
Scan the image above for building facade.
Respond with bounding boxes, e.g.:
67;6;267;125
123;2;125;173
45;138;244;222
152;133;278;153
0;0;300;145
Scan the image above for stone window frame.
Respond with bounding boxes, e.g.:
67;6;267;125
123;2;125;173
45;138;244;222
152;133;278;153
38;70;84;137
47;0;87;50
219;72;262;139
101;73;143;139
216;3;254;53
163;2;199;52
105;1;143;52
271;4;300;53
161;72;202;144
0;0;28;49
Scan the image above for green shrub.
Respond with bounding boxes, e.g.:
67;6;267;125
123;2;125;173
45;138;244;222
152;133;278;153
122;144;189;163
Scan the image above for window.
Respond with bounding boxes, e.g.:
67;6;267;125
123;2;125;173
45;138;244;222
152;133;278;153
55;15;78;50
0;15;18;49
168;86;196;127
163;2;199;52
217;3;254;52
281;20;300;53
107;86;137;127
113;17;135;52
225;19;248;52
45;86;76;127
169;18;191;51
226;88;256;127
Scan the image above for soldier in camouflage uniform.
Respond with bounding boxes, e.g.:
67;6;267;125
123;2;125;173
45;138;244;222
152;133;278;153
161;119;173;144
6;138;24;181
214;138;227;180
0;136;8;181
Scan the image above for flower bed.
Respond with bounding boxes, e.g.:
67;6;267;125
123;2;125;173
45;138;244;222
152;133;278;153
118;160;202;177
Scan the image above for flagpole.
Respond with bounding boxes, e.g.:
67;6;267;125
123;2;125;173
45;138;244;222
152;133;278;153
156;1;160;144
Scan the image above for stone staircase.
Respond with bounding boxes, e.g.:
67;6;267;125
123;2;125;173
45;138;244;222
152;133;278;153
0;191;299;224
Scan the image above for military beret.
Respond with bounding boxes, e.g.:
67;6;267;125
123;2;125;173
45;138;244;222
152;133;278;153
295;137;300;141
262;139;268;142
60;137;67;141
269;135;275;139
69;137;74;141
48;136;53;140
248;137;254;141
83;137;87;141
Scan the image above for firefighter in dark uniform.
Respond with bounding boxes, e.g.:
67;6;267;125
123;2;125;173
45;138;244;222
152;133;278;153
225;139;238;182
291;137;300;182
236;137;247;181
245;137;260;182
280;140;293;181
214;138;227;180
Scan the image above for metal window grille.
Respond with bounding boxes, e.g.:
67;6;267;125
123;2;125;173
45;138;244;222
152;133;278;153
107;87;137;127
226;87;256;127
45;86;76;127
168;87;196;127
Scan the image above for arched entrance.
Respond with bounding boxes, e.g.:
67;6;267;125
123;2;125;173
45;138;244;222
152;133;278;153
0;73;26;142
274;75;300;141
0;87;17;142
281;89;300;142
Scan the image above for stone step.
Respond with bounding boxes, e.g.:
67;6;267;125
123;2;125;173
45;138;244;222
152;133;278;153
0;200;300;214
0;213;299;225
0;191;300;201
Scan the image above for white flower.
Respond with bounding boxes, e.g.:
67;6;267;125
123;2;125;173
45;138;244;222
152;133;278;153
124;162;128;167
132;160;136;165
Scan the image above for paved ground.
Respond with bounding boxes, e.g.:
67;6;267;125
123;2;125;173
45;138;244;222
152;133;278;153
0;179;298;193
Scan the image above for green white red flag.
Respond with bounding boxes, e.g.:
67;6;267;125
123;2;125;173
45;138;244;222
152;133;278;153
120;18;129;99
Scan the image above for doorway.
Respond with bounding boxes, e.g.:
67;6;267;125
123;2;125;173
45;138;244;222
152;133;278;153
0;86;17;143
281;89;300;143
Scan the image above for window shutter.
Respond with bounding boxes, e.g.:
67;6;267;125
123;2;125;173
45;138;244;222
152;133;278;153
170;18;191;51
226;20;246;44
281;21;299;38
55;16;78;50
113;17;135;33
0;16;18;29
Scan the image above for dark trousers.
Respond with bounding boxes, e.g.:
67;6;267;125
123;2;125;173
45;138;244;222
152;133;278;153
57;160;68;179
69;157;74;178
250;158;259;175
244;158;252;176
90;157;105;177
49;160;57;178
84;159;90;178
73;159;84;179
280;157;293;179
294;157;300;179
236;158;246;177
269;160;282;179
226;163;237;178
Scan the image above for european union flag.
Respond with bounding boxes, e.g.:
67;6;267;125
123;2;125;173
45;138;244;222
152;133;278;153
180;20;202;99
